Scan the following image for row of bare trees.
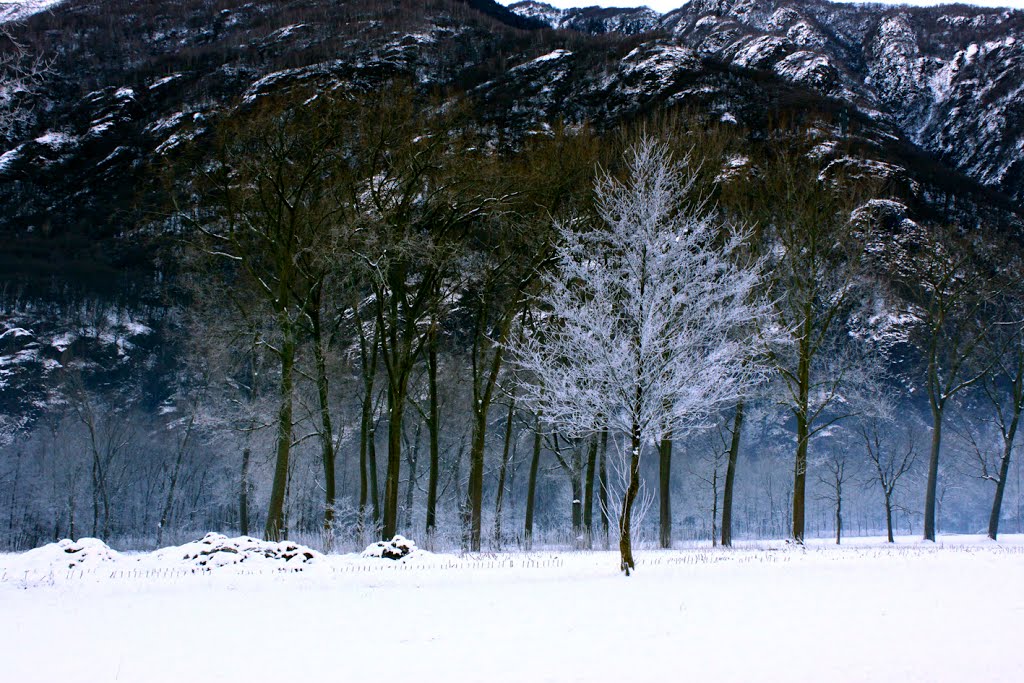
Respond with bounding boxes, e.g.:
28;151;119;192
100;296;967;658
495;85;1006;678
4;76;1021;557
172;81;1024;561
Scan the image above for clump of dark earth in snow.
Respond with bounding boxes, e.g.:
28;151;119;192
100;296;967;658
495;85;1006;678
362;535;419;560
157;533;322;570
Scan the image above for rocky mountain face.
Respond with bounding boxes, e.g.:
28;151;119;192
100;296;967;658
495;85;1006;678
513;0;1024;205
0;0;1022;429
510;1;661;34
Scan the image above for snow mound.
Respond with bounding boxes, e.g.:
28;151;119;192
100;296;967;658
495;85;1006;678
362;535;420;561
20;538;120;571
155;533;322;571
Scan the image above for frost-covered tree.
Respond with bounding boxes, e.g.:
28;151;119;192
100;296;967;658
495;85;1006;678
512;137;770;574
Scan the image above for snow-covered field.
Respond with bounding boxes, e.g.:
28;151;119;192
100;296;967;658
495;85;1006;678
3;535;1023;683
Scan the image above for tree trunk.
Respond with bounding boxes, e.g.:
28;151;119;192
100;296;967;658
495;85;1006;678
157;447;185;547
239;447;251;536
658;433;672;549
619;427;642;576
599;429;609;549
264;323;296;542
583;436;597;550
91;456;99;537
425;323;441;544
159;401;200;547
711;468;719;547
467;337;507;552
382;380;408;540
358;406;369;534
368;416;380;527
884;493;894;543
309;294;336;545
83;414;108;540
524;413;542;550
403;436;418;533
571;466;583;547
493;397;516;549
721;400;745;547
101;479;111;540
988;431;1016;540
467;413;487;552
923;406;942;541
835;483;842;545
792;314;812;544
792;414;809;544
358;318;379;535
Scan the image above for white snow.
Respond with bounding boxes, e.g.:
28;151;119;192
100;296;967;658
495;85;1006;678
0;326;32;340
151;533;322;571
33;131;73;147
269;23;306;40
731;35;789;70
148;74;182;90
809;140;839;158
49;331;75;351
0;0;64;25
0;144;23;173
2;534;1022;682
511;49;572;72
773;51;836;89
86;121;114;137
616;44;700;95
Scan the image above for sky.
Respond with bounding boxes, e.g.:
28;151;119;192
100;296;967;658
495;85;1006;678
500;0;1024;12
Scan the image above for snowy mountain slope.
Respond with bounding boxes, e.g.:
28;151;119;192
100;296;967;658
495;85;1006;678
0;0;1022;430
0;0;64;24
512;0;1024;204
509;1;661;34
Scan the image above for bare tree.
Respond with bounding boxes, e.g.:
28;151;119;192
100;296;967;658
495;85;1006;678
816;450;849;544
689;430;729;546
352;88;487;541
975;266;1024;540
753;153;870;544
156;377;207;547
861;420;918;543
512;137;770;574
463;126;599;552
892;227;993;541
1;2;49;140
184;92;353;541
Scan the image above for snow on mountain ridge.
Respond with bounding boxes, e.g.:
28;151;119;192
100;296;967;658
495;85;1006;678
509;1;661;33
0;0;64;25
